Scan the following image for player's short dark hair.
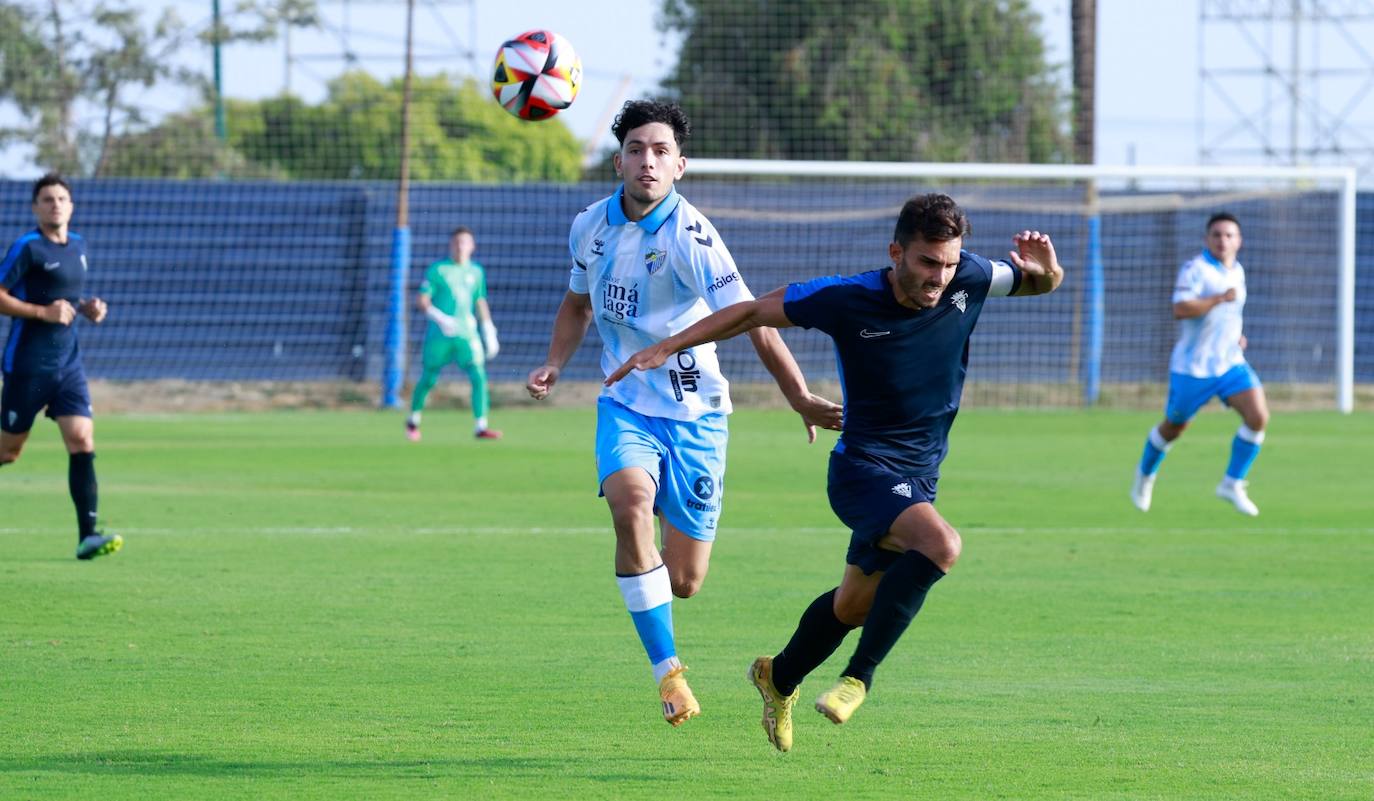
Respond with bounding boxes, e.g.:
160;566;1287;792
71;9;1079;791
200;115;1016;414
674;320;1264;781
450;225;474;240
893;193;971;248
1206;212;1241;233
611;100;691;149
32;172;72;203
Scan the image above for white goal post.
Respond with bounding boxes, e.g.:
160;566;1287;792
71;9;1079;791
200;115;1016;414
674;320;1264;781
688;159;1358;413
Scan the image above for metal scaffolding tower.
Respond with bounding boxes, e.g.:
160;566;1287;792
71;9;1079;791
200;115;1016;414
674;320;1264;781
1198;0;1374;177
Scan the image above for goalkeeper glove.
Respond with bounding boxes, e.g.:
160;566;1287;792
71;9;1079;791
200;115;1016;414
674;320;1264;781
424;305;462;338
480;319;500;360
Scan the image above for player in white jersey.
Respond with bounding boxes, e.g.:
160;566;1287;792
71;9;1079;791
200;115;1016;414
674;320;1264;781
525;100;841;726
1131;213;1270;516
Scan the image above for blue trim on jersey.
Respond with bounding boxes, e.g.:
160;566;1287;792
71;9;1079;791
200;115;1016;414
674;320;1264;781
3;281;26;373
1200;249;1226;271
783;270;886;307
605;185;681;233
0;232;40;286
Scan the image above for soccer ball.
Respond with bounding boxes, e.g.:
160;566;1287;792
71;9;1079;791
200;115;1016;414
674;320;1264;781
491;30;582;121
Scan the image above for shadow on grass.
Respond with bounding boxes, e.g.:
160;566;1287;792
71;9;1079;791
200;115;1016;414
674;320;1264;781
0;749;691;783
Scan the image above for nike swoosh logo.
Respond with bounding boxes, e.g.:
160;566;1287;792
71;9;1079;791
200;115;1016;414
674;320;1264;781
44;261;61;270
859;329;891;339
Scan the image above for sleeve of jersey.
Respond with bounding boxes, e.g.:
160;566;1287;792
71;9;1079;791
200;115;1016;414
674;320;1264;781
568;215;590;295
1171;262;1203;303
782;276;844;334
681;218;753;312
987;259;1023;298
417;264;435;296
0;240;29;290
476;267;488;301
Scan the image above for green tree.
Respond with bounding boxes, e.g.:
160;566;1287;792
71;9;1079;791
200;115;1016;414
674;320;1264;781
0;0;320;176
659;0;1070;163
224;72;583;182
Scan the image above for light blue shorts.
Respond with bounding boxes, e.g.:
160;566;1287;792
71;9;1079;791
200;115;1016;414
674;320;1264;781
1166;363;1262;424
595;396;728;542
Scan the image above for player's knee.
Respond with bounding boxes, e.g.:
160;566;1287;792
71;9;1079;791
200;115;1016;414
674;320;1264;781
832;591;870;627
669;570;705;599
1159;420;1187;441
923;526;962;572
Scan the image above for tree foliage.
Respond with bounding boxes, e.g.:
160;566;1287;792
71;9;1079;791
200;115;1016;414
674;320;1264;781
658;0;1071;163
104;72;584;182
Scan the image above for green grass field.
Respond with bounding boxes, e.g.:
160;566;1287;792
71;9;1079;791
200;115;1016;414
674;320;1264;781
2;407;1372;800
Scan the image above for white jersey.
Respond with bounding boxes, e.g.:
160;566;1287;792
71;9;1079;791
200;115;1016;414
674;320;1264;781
1169;250;1247;378
569;186;754;421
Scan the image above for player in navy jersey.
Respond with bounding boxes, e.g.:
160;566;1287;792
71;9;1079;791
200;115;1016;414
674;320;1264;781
526;100;841;727
607;193;1063;750
0;173;120;560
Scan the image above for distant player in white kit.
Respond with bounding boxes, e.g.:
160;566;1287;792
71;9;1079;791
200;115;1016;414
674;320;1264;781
525;100;841;726
1131;212;1269;516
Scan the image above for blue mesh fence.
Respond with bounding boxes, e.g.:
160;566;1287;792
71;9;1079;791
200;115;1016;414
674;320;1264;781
1;179;1369;405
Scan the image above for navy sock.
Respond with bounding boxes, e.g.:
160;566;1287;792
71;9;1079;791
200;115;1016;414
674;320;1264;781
843;550;946;690
68;451;98;541
771;588;857;696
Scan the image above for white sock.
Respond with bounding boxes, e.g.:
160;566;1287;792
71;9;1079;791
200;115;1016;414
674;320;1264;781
475;416;488;432
652;656;683;684
407;411;421;426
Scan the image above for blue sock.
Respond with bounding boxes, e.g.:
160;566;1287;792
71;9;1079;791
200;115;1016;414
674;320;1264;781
1138;426;1172;476
617;565;679;683
1226;425;1265;480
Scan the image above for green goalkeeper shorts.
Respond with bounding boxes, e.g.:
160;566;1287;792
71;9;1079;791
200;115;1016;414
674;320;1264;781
422;333;483;370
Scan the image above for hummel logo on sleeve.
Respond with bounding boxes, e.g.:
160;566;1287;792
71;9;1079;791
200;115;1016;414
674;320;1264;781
685;220;714;247
859;329;891;339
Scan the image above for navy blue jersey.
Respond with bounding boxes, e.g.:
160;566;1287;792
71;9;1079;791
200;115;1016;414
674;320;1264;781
1;229;88;374
783;252;1019;477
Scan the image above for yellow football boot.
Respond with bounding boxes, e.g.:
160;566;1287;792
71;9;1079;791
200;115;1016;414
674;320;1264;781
748;656;799;752
659;665;701;727
815;676;867;724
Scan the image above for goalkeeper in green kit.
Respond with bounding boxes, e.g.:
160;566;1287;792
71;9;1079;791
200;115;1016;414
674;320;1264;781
406;226;502;441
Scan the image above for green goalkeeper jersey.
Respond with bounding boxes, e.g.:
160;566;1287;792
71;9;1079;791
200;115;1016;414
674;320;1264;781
419;258;487;340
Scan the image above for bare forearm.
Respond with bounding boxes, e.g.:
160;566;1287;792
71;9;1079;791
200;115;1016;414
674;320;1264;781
1173;296;1225;319
0;291;41;320
656;301;763;358
747;327;809;405
542;295;594;369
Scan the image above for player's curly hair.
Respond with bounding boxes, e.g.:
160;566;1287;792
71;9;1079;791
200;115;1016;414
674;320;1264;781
893;193;971;247
32;172;72;203
611;100;691;149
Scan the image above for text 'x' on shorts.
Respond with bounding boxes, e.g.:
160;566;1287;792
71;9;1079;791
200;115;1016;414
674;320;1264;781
595;396;728;542
827;448;938;575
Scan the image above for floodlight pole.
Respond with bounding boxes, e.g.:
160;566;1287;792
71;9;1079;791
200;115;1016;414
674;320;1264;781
381;0;416;407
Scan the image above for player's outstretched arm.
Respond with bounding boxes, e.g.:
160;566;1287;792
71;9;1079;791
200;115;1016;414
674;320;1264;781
1008;230;1064;296
527;291;594;400
744;291;843;442
604;290;791;388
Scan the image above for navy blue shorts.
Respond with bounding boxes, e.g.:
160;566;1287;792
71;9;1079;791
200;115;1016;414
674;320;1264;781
827;449;938;575
1;369;92;434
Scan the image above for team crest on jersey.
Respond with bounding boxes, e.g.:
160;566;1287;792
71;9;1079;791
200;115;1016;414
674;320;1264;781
644;248;668;275
951;289;968;313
